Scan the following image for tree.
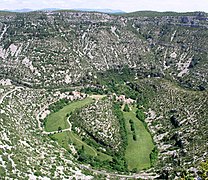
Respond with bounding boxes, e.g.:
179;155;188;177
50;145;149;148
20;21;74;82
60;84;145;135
58;126;62;132
150;147;158;166
129;119;137;141
132;168;137;173
129;119;135;131
123;104;130;112
136;109;146;122
133;134;137;141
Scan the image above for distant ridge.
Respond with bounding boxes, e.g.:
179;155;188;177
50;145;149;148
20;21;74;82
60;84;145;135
1;8;62;13
1;9;206;16
122;10;207;17
0;8;125;14
74;8;125;14
3;8;33;12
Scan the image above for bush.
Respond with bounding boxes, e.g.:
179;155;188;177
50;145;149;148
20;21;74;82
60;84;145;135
34;171;42;177
129;119;135;131
58;126;62;132
132;168;137;173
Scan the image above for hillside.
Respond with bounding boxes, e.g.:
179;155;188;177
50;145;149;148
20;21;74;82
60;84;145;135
0;11;207;179
0;11;207;89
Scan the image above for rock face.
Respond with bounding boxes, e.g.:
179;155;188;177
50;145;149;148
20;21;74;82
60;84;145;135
0;11;207;90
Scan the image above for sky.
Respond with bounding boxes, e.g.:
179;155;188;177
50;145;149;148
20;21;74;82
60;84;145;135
0;0;208;13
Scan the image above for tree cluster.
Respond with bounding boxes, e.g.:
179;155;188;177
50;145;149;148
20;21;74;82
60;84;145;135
129;119;137;141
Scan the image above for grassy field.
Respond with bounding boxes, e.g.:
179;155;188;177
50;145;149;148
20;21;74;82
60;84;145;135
51;126;112;160
124;108;154;171
97;152;112;161
45;97;94;132
45;97;154;167
45;97;111;161
51;131;97;156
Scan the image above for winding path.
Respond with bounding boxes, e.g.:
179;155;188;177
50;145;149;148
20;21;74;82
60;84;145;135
0;87;23;104
42;128;71;135
42;115;98;156
77;164;159;179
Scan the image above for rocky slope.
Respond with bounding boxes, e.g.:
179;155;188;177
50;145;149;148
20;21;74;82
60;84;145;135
0;85;93;179
70;98;122;152
0;11;207;90
135;78;208;179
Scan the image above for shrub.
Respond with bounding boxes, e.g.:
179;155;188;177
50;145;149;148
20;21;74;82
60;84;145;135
132;168;137;173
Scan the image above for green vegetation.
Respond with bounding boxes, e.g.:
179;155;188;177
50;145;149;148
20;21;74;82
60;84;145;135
129;119;136;141
150;147;158;167
81;87;107;95
44;80;156;172
51;128;112;163
136;109;146;122
48;98;70;113
95;67;139;100
0;166;6;177
68;99;129;172
45;98;113;167
123;104;130;112
122;11;202;17
124;107;154;171
113;103;128;153
70;98;123;152
44;97;93;132
199;160;208;180
50;131;97;156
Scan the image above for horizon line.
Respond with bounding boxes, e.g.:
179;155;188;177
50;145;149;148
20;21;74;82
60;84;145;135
1;8;208;14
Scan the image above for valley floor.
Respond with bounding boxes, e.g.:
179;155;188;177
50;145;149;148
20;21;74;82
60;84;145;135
43;94;154;172
124;108;154;170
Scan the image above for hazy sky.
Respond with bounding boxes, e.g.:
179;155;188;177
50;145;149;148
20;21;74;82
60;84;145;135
1;0;208;12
